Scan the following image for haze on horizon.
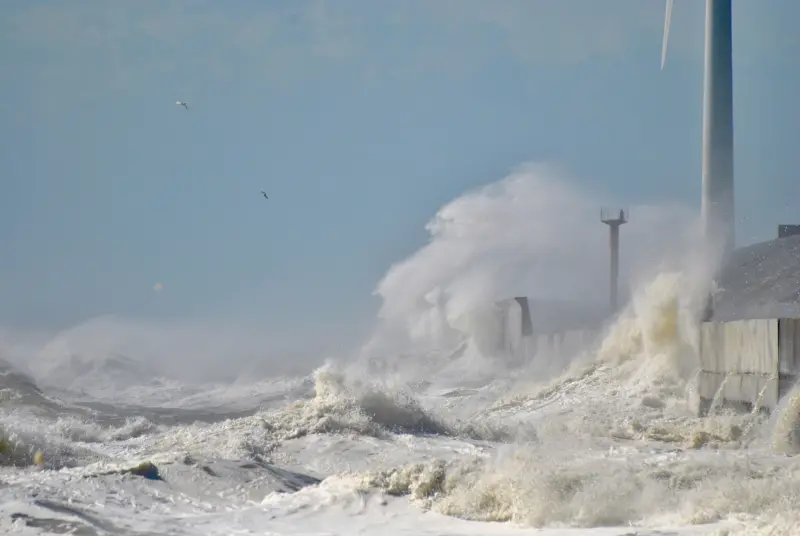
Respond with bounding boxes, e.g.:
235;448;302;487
0;0;798;377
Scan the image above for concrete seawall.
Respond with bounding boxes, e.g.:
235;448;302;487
493;296;603;365
493;296;800;414
696;318;800;414
531;329;600;362
519;317;800;416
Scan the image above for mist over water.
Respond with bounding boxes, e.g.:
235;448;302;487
0;163;701;389
0;315;314;394
366;163;700;357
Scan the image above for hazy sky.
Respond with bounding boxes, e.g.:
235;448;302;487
0;0;798;349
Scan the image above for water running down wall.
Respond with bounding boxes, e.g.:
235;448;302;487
697;318;800;414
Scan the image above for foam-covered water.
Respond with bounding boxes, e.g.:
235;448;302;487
1;167;797;535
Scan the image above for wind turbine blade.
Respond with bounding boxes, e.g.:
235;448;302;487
661;0;674;70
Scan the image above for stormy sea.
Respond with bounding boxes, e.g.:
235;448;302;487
1;166;798;536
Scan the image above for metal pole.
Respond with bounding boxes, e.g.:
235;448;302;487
609;224;620;311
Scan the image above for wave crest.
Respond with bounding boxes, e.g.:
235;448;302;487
263;364;512;442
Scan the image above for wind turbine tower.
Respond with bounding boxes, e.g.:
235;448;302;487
662;0;735;264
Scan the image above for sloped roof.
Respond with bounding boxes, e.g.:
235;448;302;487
711;234;800;321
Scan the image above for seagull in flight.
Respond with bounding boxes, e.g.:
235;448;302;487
261;190;269;200
176;101;189;110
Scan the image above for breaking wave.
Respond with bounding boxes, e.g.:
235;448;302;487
259;365;515;442
317;269;800;531
366;163;697;357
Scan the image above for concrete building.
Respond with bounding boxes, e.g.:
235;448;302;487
696;227;800;414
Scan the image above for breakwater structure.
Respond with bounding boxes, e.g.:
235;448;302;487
489;296;603;366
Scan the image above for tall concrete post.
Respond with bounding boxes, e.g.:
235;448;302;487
601;209;628;312
702;0;735;264
700;0;735;321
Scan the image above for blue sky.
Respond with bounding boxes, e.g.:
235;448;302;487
0;0;798;350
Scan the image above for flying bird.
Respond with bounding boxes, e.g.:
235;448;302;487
261;190;269;200
176;101;189;110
